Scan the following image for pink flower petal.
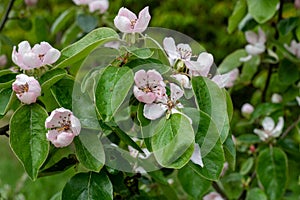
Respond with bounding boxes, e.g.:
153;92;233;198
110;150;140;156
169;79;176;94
134;6;151;33
134;70;148;88
52;131;75;148
143;103;168;120
45;108;73;128
18;41;31;54
245;31;258;44
22;52;42;68
171;74;191;89
70;115;81;136
133;86;156;104
114;15;134;33
170;83;183;102
163;37;179;60
43;48;61;65
88;0;109;13
147;69;164;88
118;7;137;21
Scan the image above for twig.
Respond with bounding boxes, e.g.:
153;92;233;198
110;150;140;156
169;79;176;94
280;116;300;139
0;0;16;32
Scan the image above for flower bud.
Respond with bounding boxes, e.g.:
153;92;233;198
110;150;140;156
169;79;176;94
241;103;254;117
271;93;282;103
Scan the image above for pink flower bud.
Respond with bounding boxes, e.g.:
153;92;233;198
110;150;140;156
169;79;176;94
88;0;109;13
0;54;7;66
241;103;254;117
45;108;81;148
25;0;38;6
271;93;282;103
12;74;41;104
114;6;151;33
12;41;61;70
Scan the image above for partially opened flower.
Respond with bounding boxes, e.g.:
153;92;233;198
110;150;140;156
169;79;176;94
114;6;151;33
88;0;109;13
12;41;61;70
133;69;166;104
284;40;300;58
254;116;284;141
45;108;81;148
212;68;239;88
143;83;184;120
240;28;266;62
190;143;204;167
12;74;41;104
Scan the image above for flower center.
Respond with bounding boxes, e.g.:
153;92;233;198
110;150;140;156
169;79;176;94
55;114;72;132
130;19;137;29
15;83;29;95
143;87;152;93
38;54;45;61
167;100;175;109
177;47;192;60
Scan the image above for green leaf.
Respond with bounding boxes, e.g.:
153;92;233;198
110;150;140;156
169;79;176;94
39;68;67;91
190;111;225;181
256;147;288;200
228;0;247;34
277;17;300;36
151;114;195;169
0;88;14;115
278;59;299;85
123;47;154;59
223;134;236;170
240;157;254;175
178;165;211;199
192;76;229;143
220;173;243;199
218;49;247;74
240;55;260;83
62;171;113;200
246;188;267;200
18;18;32;31
61;23;82;46
51;77;74;110
55;27;119;69
247;0;279;24
74;130;105;172
95;66;134;122
9;104;49;180
0;69;17;89
76;14;98;33
51;8;76;35
250;103;282;122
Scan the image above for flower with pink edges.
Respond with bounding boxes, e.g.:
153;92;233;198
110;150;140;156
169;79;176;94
25;0;38;6
114;6;151;33
12;74;41;104
45;108;81;148
143;83;184;120
133;69;166;104
12;41;61;70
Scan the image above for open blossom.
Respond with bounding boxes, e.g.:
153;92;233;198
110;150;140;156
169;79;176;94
203;192;224;200
241;103;254;117
254;117;284;141
12;74;41;104
284;40;300;58
240;28;266;62
114;7;151;33
211;68;239;88
25;0;38;6
45;108;81;148
143;83;184;120
163;37;193;66
133;69;166;104
12;41;60;70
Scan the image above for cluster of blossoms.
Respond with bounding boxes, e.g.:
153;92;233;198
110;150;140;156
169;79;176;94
11;40;81;148
72;0;109;13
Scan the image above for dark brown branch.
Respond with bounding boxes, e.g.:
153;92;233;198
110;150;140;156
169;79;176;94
0;0;16;32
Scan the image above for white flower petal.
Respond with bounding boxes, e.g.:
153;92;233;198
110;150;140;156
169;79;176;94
163;37;180;60
170;83;183;102
190;143;204;167
143;103;167;120
271;117;284;138
262;117;275;132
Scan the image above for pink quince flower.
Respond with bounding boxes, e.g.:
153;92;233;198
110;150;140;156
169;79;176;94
114;6;151;33
212;68;239;88
45;108;81;148
0;54;7;66
284;40;300;58
163;37;193;66
133;69;166;104
190;143;204;167
88;0;109;13
12;41;61;70
254;117;284;141
240;28;266;62
143;83;184;120
25;0;38;6
203;192;224;200
241;103;254;117
12;74;41;104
